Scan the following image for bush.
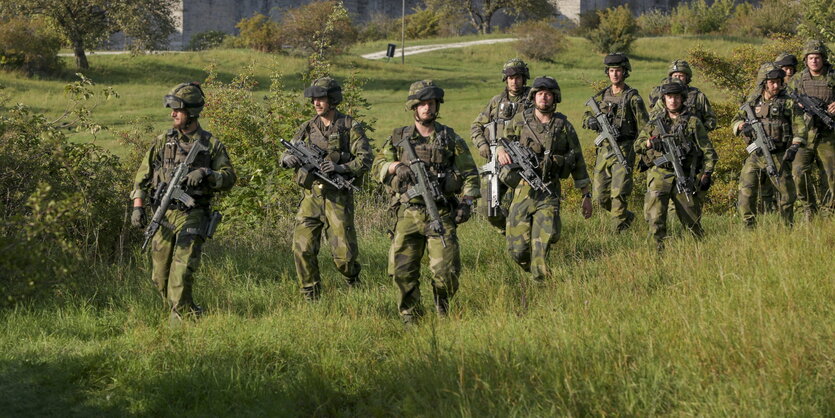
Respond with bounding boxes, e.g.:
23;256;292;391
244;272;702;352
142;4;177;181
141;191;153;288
403;7;441;39
585;6;637;54
187;30;228;51
573;10;601;36
513;20;566;62
0;17;62;76
357;12;399;42
637;9;671;37
236;13;281;53
670;0;735;35
798;0;835;43
277;1;357;57
725;1;800;38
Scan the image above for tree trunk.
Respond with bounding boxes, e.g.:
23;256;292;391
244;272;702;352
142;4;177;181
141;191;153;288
73;40;89;69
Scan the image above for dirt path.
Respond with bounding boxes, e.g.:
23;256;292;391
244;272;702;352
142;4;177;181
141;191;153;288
360;38;516;60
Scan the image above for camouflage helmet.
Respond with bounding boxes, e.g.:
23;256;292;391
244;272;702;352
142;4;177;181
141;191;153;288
163;82;205;118
603;53;631;78
668;59;693;82
526;76;561;103
755;62;786;86
774;53;798;68
802;39;829;62
304;76;343;105
502;58;530;81
405;80;444;110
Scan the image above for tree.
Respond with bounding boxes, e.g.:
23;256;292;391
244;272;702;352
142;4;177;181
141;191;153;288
461;0;558;34
0;0;177;69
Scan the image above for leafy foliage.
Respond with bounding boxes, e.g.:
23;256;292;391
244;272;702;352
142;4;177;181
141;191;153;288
724;0;801;38
277;1;357;58
636;9;671;37
797;0;835;43
0;16;63;76
585;6;637;54
512;20;566;62
187;30;228;51
236;13;282;53
670;0;735;35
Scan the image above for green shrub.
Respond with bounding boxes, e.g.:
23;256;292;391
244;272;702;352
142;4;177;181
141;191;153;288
572;10;601;36
357;12;399;42
187;30;228;51
277;1;357;57
798;0;835;43
725;0;800;37
585;6;637;54
0;17;62;76
637;9;671;37
513;20;566;62
403;7;441;39
219;35;247;49
236;13;281;53
670;0;735;35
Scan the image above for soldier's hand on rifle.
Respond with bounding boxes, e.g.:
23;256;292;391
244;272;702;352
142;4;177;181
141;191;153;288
581;191;593;219
478;144;491;160
827;101;835;114
131;206;147;229
585;116;601;132
184;168;209;187
740;123;755;138
699;172;713;191
281;154;301;168
784;143;800;163
648;136;664;151
394;163;414;183
454;197;473;224
497;148;512;165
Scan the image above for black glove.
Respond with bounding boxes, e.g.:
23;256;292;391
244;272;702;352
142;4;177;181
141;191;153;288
699;173;712;191
454;200;472;224
395;163;414;183
783;143;800;163
740;123;755;138
183;168;208;187
131;206;146;229
586;117;601;132
282;154;301;168
650;136;664;152
478;144;491;160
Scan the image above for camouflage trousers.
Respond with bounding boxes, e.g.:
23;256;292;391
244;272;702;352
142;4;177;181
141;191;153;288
792;132;835;213
292;186;360;295
643;167;704;245
388;204;459;319
593;142;636;231
151;206;209;313
506;182;561;281
738;150;795;227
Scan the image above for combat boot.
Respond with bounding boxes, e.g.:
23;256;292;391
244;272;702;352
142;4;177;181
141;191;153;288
302;283;321;301
345;275;360;288
434;296;449;317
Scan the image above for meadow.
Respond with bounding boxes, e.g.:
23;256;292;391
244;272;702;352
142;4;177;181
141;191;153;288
0;35;832;416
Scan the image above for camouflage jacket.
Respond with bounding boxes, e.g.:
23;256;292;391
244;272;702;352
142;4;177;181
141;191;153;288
649;78;717;131
635;111;718;176
470;87;531;149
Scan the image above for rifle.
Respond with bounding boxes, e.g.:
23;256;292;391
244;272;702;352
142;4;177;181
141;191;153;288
280;139;359;191
142;140;209;250
586;97;630;172
479;121;501;218
740;103;780;180
399;138;448;247
499;138;552;195
651;119;695;201
788;92;835;131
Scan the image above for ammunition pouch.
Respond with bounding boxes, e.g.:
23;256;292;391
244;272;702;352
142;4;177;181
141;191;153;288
498;163;523;188
294;165;318;190
553;150;577;179
442;169;463;195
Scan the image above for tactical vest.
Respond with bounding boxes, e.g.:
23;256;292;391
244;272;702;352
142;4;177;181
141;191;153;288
752;94;792;148
646;113;702;175
597;86;639;140
393;124;463;196
300;112;355;164
493;87;530;122
154;129;214;199
515;109;575;180
796;68;835;103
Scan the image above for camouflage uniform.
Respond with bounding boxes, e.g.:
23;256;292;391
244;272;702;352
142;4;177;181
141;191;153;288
470;58;531;234
790;41;835;214
583;54;648;231
501;77;590;281
732;64;806;227
648;61;718;132
281;78;373;299
373;80;480;322
636;85;718;247
132;83;236;316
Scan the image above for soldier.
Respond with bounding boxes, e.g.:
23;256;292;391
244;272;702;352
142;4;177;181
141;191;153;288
635;82;718;250
583;53;648;232
470;58;532;234
791;40;835;216
732;63;805;227
372;80;480;323
648;60;718;132
131;82;237;322
776;53;798;85
498;76;593;281
280;77;372;300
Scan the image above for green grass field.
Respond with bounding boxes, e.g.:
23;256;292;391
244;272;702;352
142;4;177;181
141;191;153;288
1;36;833;416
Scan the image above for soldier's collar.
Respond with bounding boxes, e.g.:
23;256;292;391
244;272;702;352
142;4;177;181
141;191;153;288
176;125;203;142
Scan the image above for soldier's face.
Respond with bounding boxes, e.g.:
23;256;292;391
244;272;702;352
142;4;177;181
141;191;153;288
313;97;331;116
415;99;437;122
506;75;524;93
664;94;683;113
607;67;625;84
171;109;190;130
765;79;783;96
534;90;554;110
806;54;823;73
781;66;795;78
671;72;688;83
